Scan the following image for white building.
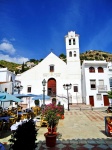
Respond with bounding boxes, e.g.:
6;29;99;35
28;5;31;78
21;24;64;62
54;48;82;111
16;31;82;109
0;67;15;108
81;60;110;107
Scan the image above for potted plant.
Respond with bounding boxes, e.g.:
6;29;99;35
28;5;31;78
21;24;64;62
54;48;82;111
41;103;61;147
107;90;112;106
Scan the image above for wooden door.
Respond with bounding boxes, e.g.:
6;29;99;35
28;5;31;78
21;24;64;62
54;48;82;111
103;95;109;106
89;96;94;106
48;78;56;96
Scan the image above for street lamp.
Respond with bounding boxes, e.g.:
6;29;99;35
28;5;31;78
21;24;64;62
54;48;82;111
63;83;72;111
42;79;46;107
14;81;23;94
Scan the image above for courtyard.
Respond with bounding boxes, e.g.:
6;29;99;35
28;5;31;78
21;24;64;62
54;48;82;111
1;106;112;150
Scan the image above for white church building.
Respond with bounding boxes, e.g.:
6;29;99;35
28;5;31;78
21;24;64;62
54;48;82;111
16;31;82;109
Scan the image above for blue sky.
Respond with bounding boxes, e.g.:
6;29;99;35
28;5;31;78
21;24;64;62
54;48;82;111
0;0;112;64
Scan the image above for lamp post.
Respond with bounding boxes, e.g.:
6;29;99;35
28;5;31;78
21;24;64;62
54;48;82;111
14;81;23;94
14;81;23;117
63;83;72;111
42;79;46;107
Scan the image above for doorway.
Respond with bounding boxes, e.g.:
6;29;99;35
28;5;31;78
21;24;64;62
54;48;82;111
47;78;56;97
103;95;109;106
89;96;94;106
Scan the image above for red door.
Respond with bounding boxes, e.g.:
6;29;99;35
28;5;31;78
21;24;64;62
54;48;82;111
89;96;94;106
103;95;109;106
48;78;56;96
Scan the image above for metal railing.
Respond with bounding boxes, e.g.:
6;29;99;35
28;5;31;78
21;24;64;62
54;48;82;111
98;85;107;92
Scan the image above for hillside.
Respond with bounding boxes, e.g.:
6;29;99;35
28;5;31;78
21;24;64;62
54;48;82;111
80;50;112;62
0;50;112;73
0;60;19;72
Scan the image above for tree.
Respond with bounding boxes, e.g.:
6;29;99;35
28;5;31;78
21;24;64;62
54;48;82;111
21;62;25;73
59;53;66;59
9;120;38;150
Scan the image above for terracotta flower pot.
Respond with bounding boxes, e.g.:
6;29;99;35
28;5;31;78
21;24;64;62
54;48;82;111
61;115;64;119
44;132;57;147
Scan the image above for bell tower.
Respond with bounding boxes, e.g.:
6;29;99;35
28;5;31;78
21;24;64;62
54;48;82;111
65;31;80;63
65;31;82;103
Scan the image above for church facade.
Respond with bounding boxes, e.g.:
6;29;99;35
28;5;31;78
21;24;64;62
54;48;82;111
16;31;82;108
15;31;112;108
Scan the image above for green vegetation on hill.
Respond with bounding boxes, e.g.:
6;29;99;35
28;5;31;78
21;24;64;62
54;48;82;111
0;60;19;72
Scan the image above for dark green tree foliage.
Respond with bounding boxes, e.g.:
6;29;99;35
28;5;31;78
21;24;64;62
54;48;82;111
59;53;66;59
21;62;25;73
9;120;37;150
35;100;39;106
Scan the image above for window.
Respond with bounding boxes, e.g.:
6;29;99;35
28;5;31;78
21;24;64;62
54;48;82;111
109;78;112;88
50;65;54;72
74;86;78;92
73;39;75;45
69;39;71;45
27;86;31;93
98;67;104;73
5;88;7;92
90;80;96;89
74;51;76;57
99;80;104;85
97;94;102;100
69;51;72;57
89;67;95;73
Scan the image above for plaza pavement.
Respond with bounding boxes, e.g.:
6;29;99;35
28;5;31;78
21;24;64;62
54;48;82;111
1;106;112;149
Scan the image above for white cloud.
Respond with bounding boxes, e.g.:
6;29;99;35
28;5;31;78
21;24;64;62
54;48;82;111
0;54;29;64
0;38;16;54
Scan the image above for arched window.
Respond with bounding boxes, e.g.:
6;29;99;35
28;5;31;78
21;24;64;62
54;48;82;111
69;51;72;57
98;67;104;73
89;67;95;73
73;38;75;45
69;39;71;45
74;51;76;57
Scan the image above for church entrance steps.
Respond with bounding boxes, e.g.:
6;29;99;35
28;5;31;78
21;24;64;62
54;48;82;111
69;103;92;110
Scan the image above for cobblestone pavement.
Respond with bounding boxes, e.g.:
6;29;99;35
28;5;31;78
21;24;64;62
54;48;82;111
1;108;112;150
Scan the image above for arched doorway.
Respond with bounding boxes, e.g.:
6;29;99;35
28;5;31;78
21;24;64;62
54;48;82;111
47;78;56;97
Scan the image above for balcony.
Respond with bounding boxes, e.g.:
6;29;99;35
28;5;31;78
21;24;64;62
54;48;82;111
98;85;107;92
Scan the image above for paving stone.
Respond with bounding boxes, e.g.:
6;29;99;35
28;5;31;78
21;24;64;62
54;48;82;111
70;139;79;144
87;140;97;144
61;139;70;144
97;144;109;149
78;139;87;144
69;143;80;149
56;143;66;149
83;144;95;149
95;139;106;144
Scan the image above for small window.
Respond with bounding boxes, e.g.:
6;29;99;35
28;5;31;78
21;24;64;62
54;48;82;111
97;94;102;100
69;51;72;57
90;80;96;90
50;65;54;72
69;39;71;45
5;88;7;92
98;67;104;73
74;51;76;57
89;67;95;73
109;78;112;88
27;86;31;93
73;39;75;45
74;86;78;92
